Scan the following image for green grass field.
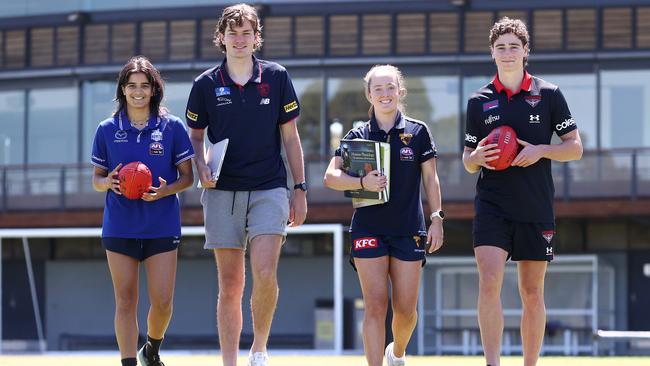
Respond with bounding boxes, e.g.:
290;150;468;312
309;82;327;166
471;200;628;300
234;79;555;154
1;354;649;366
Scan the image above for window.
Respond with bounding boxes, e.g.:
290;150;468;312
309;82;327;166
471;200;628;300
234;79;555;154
0;91;25;165
537;73;597;150
164;82;192;120
82;81;115;163
405;76;459;153
327;77;370;154
600;70;650;148
28;87;78;164
292;78;323;157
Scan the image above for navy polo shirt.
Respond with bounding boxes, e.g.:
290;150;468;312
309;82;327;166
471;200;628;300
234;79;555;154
335;111;437;236
185;56;301;191
465;71;577;223
91;110;195;238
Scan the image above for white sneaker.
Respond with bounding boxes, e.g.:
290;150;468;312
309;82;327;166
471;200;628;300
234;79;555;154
248;351;269;366
384;342;406;366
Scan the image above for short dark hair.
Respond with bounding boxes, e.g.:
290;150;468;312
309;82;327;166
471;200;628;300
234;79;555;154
114;56;166;117
489;17;530;66
213;3;263;53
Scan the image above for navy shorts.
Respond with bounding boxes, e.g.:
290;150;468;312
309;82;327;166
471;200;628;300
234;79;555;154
102;237;180;261
473;212;555;262
350;230;427;264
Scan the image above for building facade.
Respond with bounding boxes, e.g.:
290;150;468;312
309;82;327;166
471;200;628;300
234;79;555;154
1;0;649;355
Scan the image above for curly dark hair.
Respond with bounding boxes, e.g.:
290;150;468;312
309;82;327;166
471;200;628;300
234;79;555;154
114;56;166;117
213;3;263;53
489;17;530;66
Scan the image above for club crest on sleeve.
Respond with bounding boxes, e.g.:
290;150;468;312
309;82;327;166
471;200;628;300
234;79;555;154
482;100;499;112
413;236;421;248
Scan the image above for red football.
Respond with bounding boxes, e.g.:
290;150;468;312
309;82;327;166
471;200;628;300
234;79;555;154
486;125;519;171
118;161;152;199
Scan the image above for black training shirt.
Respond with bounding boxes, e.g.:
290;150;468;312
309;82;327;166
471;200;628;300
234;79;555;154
465;72;577;223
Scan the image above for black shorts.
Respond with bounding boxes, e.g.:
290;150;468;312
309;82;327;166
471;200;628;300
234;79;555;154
102;237;180;261
473;212;555;262
349;230;427;270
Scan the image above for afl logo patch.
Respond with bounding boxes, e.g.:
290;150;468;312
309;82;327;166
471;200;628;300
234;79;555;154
149;142;164;155
400;147;414;161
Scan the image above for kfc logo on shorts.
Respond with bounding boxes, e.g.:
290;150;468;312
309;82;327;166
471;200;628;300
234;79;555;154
354;237;378;251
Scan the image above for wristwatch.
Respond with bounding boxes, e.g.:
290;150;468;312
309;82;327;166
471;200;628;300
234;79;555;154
293;182;308;192
430;210;445;220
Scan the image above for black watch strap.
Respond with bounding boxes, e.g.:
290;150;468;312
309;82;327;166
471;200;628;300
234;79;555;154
294;182;307;191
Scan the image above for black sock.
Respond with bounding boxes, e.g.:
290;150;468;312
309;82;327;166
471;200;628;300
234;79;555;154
121;357;137;366
147;335;163;356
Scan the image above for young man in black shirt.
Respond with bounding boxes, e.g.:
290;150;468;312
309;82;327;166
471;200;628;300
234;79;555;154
463;17;583;366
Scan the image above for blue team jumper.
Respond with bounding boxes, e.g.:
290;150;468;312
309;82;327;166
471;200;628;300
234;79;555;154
465;72;577;261
185;56;301;191
91;110;195;239
336;111;437;261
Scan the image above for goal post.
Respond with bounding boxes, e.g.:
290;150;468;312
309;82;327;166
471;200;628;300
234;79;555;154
0;224;345;354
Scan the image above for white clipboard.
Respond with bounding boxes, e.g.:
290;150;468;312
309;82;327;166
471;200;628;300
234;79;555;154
197;138;229;188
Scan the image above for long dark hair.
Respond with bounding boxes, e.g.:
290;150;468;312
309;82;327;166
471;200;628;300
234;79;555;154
114;56;166;117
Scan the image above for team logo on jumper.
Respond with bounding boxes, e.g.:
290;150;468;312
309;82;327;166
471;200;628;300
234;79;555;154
151;129;163;142
484;114;500;125
114;130;128;142
542;230;555;244
260;98;270;105
530;114;540;123
400;147;414;161
482;100;499;112
525;95;541;108
257;83;270;97
214;87;230;97
413;236;421;248
400;133;413;145
149;142;164;155
354;237;378;250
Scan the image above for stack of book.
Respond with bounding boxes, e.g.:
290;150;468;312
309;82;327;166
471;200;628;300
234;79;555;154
340;138;390;208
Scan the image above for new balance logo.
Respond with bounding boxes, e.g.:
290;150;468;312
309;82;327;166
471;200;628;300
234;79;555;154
260;98;270;105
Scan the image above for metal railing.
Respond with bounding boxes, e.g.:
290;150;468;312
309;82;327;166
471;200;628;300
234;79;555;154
1;148;649;212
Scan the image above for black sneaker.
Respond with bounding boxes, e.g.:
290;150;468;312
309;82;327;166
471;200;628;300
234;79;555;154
137;342;165;366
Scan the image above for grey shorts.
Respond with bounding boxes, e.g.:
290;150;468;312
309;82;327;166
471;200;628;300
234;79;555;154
200;187;290;250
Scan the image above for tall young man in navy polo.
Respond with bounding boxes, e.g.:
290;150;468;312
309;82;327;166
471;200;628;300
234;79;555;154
185;4;307;366
463;18;583;366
